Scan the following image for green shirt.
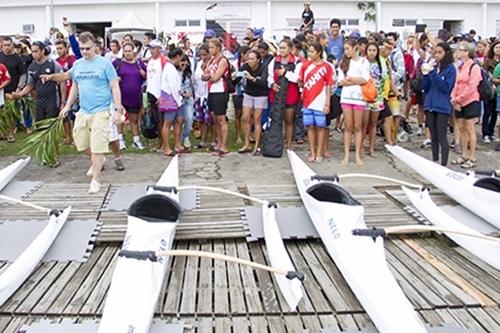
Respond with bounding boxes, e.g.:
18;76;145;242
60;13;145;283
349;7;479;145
494;63;500;96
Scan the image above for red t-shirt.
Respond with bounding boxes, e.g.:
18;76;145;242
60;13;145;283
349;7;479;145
56;55;76;97
300;60;334;111
0;63;11;85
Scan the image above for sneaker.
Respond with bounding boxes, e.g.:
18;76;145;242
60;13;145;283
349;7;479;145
183;137;192;149
482;136;491;143
420;139;431;149
119;139;126;150
88;180;102;194
133;140;145;150
86;157;106;177
114;159;125;171
490;135;499;142
417;127;423;136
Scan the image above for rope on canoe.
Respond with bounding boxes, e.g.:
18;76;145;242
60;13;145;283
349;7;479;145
339;173;422;189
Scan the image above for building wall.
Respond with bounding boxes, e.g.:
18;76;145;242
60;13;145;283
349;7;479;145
1;0;499;41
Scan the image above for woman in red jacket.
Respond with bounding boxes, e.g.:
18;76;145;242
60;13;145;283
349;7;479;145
451;42;482;169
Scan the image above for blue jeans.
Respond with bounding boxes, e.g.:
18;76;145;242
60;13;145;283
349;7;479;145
181;98;194;141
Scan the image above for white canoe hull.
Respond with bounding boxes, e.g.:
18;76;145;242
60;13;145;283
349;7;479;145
287;150;427;333
386;145;500;229
98;156;180;333
262;203;303;310
0;206;71;307
403;187;500;270
0;157;30;192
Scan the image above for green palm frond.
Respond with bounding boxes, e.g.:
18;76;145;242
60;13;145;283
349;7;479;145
20;117;64;167
0;97;35;135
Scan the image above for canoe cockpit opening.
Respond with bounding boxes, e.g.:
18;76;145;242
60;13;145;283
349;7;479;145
128;194;182;222
306;183;361;206
473;177;500;193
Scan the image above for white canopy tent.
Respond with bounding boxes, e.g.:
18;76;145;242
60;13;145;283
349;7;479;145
105;10;154;42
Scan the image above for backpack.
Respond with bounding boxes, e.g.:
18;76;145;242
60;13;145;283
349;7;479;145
141;107;158;139
469;63;496;101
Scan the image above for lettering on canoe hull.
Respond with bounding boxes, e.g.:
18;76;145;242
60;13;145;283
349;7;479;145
157;238;168;264
327;217;341;239
445;171;465;181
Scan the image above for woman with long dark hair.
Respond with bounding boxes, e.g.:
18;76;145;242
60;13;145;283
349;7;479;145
179;53;194;150
421;42;456;166
338;38;370;165
365;42;388;157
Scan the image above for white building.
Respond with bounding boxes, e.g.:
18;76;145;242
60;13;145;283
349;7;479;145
1;0;499;42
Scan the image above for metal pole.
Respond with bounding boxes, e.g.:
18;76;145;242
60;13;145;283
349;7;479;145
375;0;381;32
49;0;55;28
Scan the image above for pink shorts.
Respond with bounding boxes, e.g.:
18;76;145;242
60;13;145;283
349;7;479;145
341;103;366;112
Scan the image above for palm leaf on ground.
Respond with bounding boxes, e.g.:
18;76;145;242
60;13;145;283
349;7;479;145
0;97;35;135
20;117;64;167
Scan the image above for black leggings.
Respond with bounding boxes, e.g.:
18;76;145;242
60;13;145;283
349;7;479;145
426;111;450;166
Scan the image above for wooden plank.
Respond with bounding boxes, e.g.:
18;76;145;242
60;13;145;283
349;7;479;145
197;317;213;333
63;246;116;315
233;316;250;332
214;317;232;333
3;316;28;333
249;316;268;333
162;242;188;315
0;316;12;332
213;239;229;314
308;241;363;312
31;261;81;315
225;239;246;314
248;241;282;313
196;241;213;314
16;262;68;314
267;316;286;333
335;314;359;331
447;308;489;333
467;308;500;333
1;262;55;313
287;242;330;313
179;241;200;314
301;315;322;331
283;315;303;331
352;313;376;331
50;246;105;314
318;314;341;332
403;238;496;307
80;247;119;315
298;241;353;312
236;239;263;314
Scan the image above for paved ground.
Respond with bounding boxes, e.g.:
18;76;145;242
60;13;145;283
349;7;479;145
2;134;499;187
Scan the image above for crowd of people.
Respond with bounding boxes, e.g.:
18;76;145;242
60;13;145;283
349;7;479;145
1;16;499;193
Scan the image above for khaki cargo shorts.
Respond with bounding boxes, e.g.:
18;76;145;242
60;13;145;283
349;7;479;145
73;110;110;154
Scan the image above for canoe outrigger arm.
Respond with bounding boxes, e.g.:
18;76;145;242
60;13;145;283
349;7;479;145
148;185;274;207
353;226;500;243
118;249;305;282
0;193;60;216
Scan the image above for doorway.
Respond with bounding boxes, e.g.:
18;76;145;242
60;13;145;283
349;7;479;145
74;22;112;39
443;20;463;35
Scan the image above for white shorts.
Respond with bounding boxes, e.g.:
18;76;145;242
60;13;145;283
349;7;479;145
108;109;119;142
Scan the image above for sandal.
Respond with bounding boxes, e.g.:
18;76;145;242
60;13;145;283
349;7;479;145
163;151;176;157
323;151;333;159
315;157;323;163
452;157;468;165
7;135;15;143
238;147;252;154
461;159;477;169
296;139;305;145
307;155;316;163
252;148;261;156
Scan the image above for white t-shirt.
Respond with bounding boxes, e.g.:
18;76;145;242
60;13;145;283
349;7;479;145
161;62;182;107
146;56;164;99
338;57;370;106
194;60;208;100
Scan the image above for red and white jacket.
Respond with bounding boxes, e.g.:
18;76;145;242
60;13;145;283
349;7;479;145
300;60;334;111
267;54;302;106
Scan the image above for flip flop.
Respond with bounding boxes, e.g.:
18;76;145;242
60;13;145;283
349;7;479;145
163;151;176;157
238;147;252;154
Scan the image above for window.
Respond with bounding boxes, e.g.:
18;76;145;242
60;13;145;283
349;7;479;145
175;20;187;27
188;20;200;27
175;19;201;27
392;19;417;27
347;19;359;26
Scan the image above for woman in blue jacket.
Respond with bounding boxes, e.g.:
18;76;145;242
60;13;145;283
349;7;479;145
421;42;456;166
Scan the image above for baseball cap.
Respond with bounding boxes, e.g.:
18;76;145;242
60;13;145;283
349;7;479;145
204;29;216;38
149;39;162;48
349;31;361;39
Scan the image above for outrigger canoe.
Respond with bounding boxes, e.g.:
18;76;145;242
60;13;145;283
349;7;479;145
402;186;500;270
287;150;427;333
0;157;31;192
98;155;182;333
0;207;71;307
386;144;500;229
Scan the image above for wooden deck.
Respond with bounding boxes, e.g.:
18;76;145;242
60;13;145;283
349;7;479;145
1;178;499;332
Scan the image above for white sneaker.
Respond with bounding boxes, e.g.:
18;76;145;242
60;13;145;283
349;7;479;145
417;127;423;136
133;140;145;150
119;139;127;150
483;136;491;143
491;135;499;142
183;137;191;148
86;157;106;177
88;180;102;194
420;139;431;148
